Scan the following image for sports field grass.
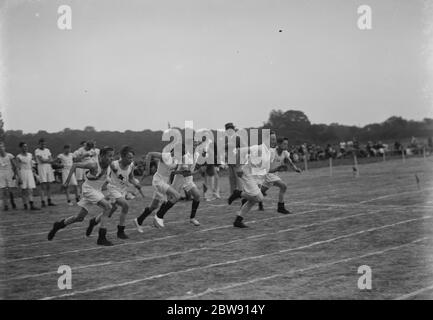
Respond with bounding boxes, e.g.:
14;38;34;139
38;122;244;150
1;156;432;300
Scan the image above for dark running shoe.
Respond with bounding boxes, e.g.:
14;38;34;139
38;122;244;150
117;226;129;239
117;231;129;240
97;237;114;246
277;202;291;214
233;216;248;228
97;228;113;246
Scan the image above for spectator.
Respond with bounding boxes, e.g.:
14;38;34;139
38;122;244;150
34;138;56;207
0;141;18;211
16;142;39;210
224;122;243;195
57;144;80;206
394;141;402;155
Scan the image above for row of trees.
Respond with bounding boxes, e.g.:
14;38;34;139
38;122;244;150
3;128;167;157
262;110;433;145
1;110;432;156
0;112;4;141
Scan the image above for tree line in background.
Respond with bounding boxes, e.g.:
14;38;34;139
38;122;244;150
0;112;5;141
2;110;433;157
262;110;433;145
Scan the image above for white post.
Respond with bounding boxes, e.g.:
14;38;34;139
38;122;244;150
353;154;359;178
402;148;406;163
329;157;333;177
415;174;420;190
304;155;308;172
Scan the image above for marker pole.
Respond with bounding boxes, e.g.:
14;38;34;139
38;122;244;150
353;154;359;178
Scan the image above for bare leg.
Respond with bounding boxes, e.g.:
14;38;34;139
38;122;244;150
78;180;84;196
27;188;40;210
239;200;256;216
166;186;181;204
73;185;80;201
9;188;16;208
21;188;28;208
97;199;112;229
40;183;47;204
188;186;201;225
115;198;129;227
47;182;52;198
213;171;220;198
274;180;287;203
65;185;71;203
47;182;54;205
64;208;88;225
0;188;7;209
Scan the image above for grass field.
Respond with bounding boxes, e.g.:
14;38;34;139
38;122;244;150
1;156;433;300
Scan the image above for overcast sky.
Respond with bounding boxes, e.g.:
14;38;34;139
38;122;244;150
1;0;433;133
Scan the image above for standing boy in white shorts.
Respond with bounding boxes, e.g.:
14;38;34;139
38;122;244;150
73;141;87;191
16;142;39;211
57;144;80;205
34;139;56;207
0;142;18;211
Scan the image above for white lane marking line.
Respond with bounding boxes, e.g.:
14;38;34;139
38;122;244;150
3;207;403;282
1;177;415;243
0;199;224;228
395;284;433;300
359;188;433;204
2;197;321;249
176;237;430;299
2;208;325;263
0;188;321;238
1;200;236;238
0;174;396;228
39;217;430;300
307;203;433;210
4;184;426;257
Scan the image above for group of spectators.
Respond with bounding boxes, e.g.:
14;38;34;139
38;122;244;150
0;139;101;211
283;136;433;163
